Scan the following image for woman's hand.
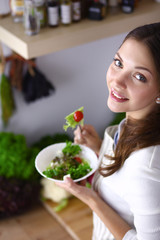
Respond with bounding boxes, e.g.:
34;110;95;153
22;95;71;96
74;125;102;155
55;177;98;208
56;177;132;240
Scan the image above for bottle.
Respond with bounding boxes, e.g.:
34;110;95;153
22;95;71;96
33;0;47;28
0;0;11;18
134;0;139;7
81;0;87;19
88;0;106;21
121;0;134;13
99;0;107;6
10;0;24;22
47;0;59;27
72;0;81;22
60;0;72;25
24;0;40;35
108;0;119;14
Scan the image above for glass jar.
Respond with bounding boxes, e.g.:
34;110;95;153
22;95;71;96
10;0;24;22
33;0;47;28
24;0;40;35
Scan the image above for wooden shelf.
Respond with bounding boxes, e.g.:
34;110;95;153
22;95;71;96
0;0;160;59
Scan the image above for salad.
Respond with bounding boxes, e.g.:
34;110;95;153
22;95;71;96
42;141;92;181
63;107;84;131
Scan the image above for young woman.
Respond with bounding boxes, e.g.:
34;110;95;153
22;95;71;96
56;22;160;240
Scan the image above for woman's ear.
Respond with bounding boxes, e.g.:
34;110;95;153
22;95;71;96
156;96;160;104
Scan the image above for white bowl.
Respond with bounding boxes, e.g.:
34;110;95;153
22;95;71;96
35;142;99;182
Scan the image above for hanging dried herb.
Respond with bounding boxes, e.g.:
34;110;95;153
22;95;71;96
0;73;15;126
22;66;55;102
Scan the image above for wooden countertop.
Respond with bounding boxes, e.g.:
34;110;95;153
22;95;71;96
0;197;93;240
0;203;73;240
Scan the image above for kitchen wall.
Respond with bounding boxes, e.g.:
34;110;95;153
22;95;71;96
0;32;126;146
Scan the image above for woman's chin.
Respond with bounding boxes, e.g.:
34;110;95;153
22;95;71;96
107;100;118;112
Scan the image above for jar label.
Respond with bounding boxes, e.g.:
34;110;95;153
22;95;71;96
48;6;59;25
61;5;71;24
11;0;24;16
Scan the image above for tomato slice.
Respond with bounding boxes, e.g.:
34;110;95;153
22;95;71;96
73;111;83;122
74;157;83;164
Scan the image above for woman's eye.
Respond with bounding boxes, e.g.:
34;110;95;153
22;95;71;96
135;73;147;82
113;58;123;68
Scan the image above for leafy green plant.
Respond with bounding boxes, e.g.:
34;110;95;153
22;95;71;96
32;133;72;150
0;131;73;218
0;132;40;181
109;112;125;126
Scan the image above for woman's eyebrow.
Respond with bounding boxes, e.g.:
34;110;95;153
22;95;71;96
116;52;153;75
116;52;123;62
135;66;153;75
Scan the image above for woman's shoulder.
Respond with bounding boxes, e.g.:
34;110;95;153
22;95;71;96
123;146;160;214
129;145;160;164
125;145;160;180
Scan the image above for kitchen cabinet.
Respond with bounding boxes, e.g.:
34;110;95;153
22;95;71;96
0;0;160;59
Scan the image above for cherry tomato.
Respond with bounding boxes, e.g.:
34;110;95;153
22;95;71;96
73;111;83;122
74;157;82;164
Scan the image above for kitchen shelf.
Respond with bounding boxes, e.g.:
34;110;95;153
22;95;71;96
0;0;160;59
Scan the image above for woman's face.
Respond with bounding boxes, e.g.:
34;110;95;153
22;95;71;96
107;38;160;119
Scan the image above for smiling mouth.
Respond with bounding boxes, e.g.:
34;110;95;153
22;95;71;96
111;89;129;102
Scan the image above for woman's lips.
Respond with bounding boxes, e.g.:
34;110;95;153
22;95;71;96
111;88;129;103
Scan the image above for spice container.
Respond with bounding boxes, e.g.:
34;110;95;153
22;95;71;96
10;0;24;22
72;0;81;22
121;0;134;13
24;0;40;35
88;0;106;21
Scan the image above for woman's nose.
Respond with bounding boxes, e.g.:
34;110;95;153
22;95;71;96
113;71;128;89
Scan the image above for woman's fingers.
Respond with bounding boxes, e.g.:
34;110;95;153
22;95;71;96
74;126;86;144
74;124;102;154
55;177;83;197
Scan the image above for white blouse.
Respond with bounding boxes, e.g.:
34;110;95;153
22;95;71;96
92;125;160;240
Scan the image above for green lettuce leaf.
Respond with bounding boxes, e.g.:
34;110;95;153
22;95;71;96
62;141;82;156
63;106;84;131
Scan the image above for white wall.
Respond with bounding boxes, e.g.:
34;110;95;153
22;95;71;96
0;32;126;145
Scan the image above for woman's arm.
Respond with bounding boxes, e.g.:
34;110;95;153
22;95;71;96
56;177;131;240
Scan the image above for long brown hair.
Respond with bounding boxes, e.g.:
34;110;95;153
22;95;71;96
99;22;160;177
